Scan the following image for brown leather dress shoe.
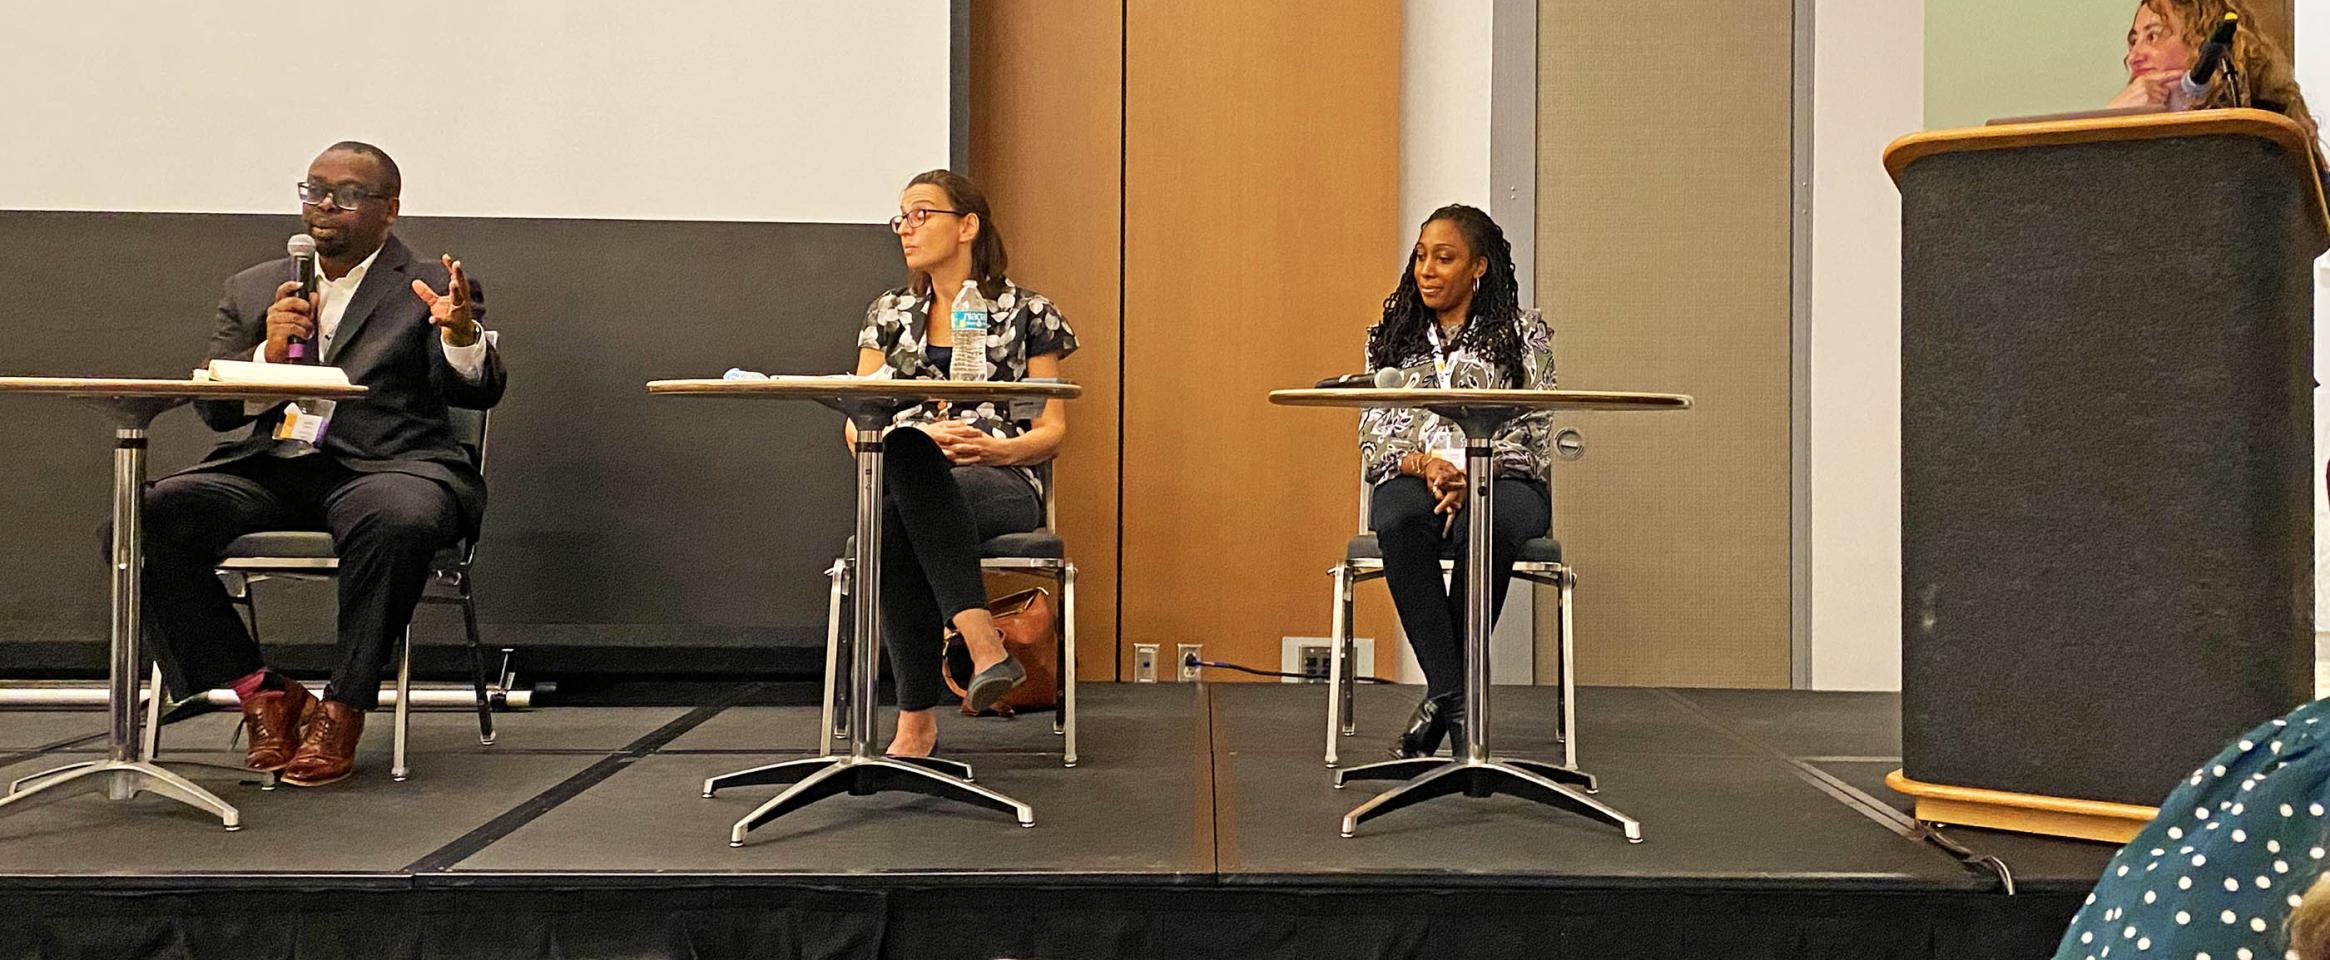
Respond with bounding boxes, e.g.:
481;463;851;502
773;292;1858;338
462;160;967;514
281;700;365;787
239;677;317;773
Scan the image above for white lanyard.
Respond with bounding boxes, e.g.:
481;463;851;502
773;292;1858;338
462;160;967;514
1420;323;1466;461
1423;322;1459;388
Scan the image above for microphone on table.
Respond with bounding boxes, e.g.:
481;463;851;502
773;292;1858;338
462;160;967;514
2179;13;2239;103
286;233;319;364
1312;369;1425;389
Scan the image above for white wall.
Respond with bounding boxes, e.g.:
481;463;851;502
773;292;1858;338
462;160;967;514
1806;0;1924;690
1387;0;1536;685
2302;0;2330;637
1400;0;1495;242
0;1;951;224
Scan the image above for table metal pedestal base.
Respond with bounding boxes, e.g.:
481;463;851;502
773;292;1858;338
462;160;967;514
650;385;1058;845
1334;755;1640;841
0;760;243;830
704;754;1034;845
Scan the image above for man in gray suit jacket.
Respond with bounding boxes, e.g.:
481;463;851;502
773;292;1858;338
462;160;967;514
142;142;508;787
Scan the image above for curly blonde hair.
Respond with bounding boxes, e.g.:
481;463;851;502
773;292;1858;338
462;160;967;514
2290;870;2330;960
2135;0;2316;137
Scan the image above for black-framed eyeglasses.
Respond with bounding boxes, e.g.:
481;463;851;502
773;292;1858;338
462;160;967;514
888;208;966;233
296;181;391;211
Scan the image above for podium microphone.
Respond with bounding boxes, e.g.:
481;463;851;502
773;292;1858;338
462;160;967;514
286;233;318;363
2179;13;2239;102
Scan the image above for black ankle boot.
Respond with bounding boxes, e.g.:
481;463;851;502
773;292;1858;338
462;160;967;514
1389;693;1458;759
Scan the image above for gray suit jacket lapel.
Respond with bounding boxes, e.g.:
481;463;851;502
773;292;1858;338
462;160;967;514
324;237;410;365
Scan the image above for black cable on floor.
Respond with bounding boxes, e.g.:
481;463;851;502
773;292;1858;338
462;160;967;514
1186;655;1392;685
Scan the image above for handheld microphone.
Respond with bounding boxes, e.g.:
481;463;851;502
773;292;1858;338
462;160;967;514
286;234;318;364
1312;368;1424;389
2179;13;2239;102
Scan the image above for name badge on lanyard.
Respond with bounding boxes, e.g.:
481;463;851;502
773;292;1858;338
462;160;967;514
274;399;336;445
1423;324;1463;467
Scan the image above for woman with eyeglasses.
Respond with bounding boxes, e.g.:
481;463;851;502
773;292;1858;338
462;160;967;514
1358;204;1555;760
851;169;1076;758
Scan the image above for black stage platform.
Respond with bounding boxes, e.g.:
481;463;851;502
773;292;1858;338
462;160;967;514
0;684;2117;959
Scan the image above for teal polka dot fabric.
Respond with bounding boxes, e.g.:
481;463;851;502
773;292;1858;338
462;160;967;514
2055;698;2330;960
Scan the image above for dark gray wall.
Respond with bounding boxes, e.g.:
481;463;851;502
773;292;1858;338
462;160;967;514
0;211;896;669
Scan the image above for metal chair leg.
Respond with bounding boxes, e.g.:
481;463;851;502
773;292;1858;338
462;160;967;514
391;627;412;782
222;573;258;754
1053;569;1068;737
1340;570;1358;735
1326;563;1351;768
139;655;278;791
229;573;262;645
1061;563;1078;768
1558;567;1578;769
819;560;848;756
459;585;495;746
141;662;164;761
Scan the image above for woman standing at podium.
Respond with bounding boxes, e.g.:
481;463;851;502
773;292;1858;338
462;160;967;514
852;170;1077;758
1358;204;1557;759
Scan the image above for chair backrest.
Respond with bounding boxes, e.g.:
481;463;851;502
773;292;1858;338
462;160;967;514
448;330;498;471
449;405;489;471
1011;377;1062;531
447;331;498;561
1034;460;1057;530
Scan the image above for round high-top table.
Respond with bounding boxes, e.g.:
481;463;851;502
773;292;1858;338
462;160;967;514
648;375;1080;844
0;377;368;831
1269;387;1690;841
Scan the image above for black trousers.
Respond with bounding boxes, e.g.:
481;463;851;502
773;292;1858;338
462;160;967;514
877;428;1043;712
129;454;461;709
1369;474;1550;700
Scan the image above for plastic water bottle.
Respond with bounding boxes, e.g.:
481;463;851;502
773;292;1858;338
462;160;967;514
948;280;989;382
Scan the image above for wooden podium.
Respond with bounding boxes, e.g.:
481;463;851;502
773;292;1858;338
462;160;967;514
1885;109;2330;842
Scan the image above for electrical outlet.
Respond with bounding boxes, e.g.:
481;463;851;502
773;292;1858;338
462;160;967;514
1133;643;1160;683
1280;636;1377;683
1176;644;1203;682
1296;643;1332;683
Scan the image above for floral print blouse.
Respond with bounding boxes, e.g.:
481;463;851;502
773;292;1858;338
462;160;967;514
1358;308;1557;485
857;280;1077;490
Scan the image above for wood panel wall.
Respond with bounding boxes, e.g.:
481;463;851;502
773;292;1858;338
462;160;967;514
969;2;1124;679
1118;0;1403;679
1533;0;1797;687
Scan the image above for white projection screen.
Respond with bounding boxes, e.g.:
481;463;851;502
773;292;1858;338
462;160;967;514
0;1;954;224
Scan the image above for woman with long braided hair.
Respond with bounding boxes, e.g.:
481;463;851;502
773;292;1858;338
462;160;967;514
1357;204;1557;759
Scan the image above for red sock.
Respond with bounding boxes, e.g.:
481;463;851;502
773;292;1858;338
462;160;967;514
227;669;271;703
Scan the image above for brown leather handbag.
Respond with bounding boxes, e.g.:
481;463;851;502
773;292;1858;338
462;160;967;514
941;587;1060;718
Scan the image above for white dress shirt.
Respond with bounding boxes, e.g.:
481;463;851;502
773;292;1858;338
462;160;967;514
248;245;490;379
